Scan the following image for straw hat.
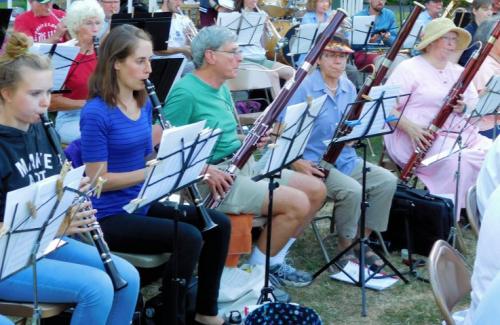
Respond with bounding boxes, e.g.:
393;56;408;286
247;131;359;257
416;17;471;51
323;39;354;54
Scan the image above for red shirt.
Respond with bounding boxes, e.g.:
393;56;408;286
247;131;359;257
13;9;66;43
63;52;97;100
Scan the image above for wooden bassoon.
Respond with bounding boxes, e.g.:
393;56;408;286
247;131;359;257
205;9;348;209
318;2;425;174
400;21;500;181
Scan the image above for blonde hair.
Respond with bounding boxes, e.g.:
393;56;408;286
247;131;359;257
0;32;52;102
306;0;331;12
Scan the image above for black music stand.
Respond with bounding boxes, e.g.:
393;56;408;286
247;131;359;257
123;122;221;324
286;23;326;67
148;54;186;104
313;86;410;316
0;165;85;324
252;95;325;303
217;12;266;49
0;9;12;50
111;12;172;51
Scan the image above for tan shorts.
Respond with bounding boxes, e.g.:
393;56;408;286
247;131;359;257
203;156;293;215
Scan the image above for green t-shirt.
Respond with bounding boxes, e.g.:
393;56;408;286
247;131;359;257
161;73;241;163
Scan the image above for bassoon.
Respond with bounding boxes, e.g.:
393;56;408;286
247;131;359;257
40;114;128;290
144;79;218;232
319;2;425;175
400;21;500;181
205;9;348;209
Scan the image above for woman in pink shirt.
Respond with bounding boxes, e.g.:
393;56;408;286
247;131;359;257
384;18;492;212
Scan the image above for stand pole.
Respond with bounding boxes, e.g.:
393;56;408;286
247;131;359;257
30;243;41;325
257;175;278;304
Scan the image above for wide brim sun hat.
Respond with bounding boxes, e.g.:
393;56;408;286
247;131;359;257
416;17;471;51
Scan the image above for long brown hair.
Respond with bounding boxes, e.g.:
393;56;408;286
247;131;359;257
88;24;151;108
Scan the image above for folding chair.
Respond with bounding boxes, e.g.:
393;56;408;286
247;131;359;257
428;240;472;325
465;185;481;238
0;302;71;325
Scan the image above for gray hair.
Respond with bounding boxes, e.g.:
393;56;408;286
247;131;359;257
473;17;500;45
65;0;105;39
191;26;237;69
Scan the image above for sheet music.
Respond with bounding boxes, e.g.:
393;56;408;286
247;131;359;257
402;19;424;49
0;166;85;279
288;23;327;55
334;85;401;143
261;95;327;174
217;12;266;46
29;43;80;90
467;75;500;116
421;145;462;167
351;15;376;45
123;121;221;213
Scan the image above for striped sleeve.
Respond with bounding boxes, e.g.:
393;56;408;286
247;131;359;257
80;98;109;163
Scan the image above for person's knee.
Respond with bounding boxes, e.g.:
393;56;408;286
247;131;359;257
279;190;310;224
335;182;362;205
78;270;114;311
305;176;327;206
178;223;203;255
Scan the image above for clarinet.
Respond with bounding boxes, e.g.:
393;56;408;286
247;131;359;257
319;2;425;176
39;114;128;290
204;10;348;209
92;36;99;57
400;21;500;181
145;79;218;232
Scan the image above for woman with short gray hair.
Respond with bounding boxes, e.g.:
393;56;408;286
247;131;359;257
51;0;104;144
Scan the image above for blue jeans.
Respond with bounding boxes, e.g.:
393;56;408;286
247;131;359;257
0;237;139;325
55;110;81;144
0;315;13;325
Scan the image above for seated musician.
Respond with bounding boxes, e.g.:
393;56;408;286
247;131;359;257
465;186;500;324
416;0;442;27
50;0;104;144
286;36;397;267
472;18;500;138
97;0;121;38
476;135;500;219
13;0;68;44
384;18;491;214
234;0;295;83
353;0;398;72
0;32;140;325
79;24;230;325
162;26;327;288
458;0;493;66
302;0;332;24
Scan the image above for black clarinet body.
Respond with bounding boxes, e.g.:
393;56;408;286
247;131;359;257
144;79;217;232
92;36;99;57
39;114;128;290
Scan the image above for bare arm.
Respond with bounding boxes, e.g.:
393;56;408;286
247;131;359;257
49;94;86;112
85;161;147;192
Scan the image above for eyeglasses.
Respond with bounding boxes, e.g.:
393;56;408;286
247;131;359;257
322;52;349;59
212;48;243;57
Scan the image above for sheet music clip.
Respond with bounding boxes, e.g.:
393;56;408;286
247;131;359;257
95;177;106;198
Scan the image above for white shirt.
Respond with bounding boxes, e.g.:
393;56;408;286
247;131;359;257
168;13;193;49
476;136;500;217
466;186;500;324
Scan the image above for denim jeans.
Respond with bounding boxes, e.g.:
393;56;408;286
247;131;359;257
55;110;81;144
0;237;139;325
0;315;13;325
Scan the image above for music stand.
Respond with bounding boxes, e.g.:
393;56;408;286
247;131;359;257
0;9;12;49
252;94;326;303
0;165;85;324
29;43;80;92
217;12;266;48
110;12;172;51
148;54;186;104
351;16;376;47
287;23;327;67
313;85;410;317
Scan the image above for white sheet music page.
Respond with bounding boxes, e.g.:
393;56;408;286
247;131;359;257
468;75;500;116
29;43;80;90
123;121;208;213
351;15;376;45
262;94;327;174
335;85;400;143
217;12;265;47
179;128;221;187
0;166;84;279
403;19;425;49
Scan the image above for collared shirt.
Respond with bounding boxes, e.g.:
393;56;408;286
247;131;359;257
354;7;398;48
416;10;433;26
301;11;330;24
285;69;360;175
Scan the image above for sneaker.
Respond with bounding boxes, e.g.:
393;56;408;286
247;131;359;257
269;262;313;288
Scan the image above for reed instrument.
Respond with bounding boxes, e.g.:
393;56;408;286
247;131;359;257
92;35;99;57
204;9;348;209
400;21;500;182
144;79;218;232
319;2;425;175
39;114;128;290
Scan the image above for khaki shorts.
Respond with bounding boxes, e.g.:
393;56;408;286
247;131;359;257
201;156;293;215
